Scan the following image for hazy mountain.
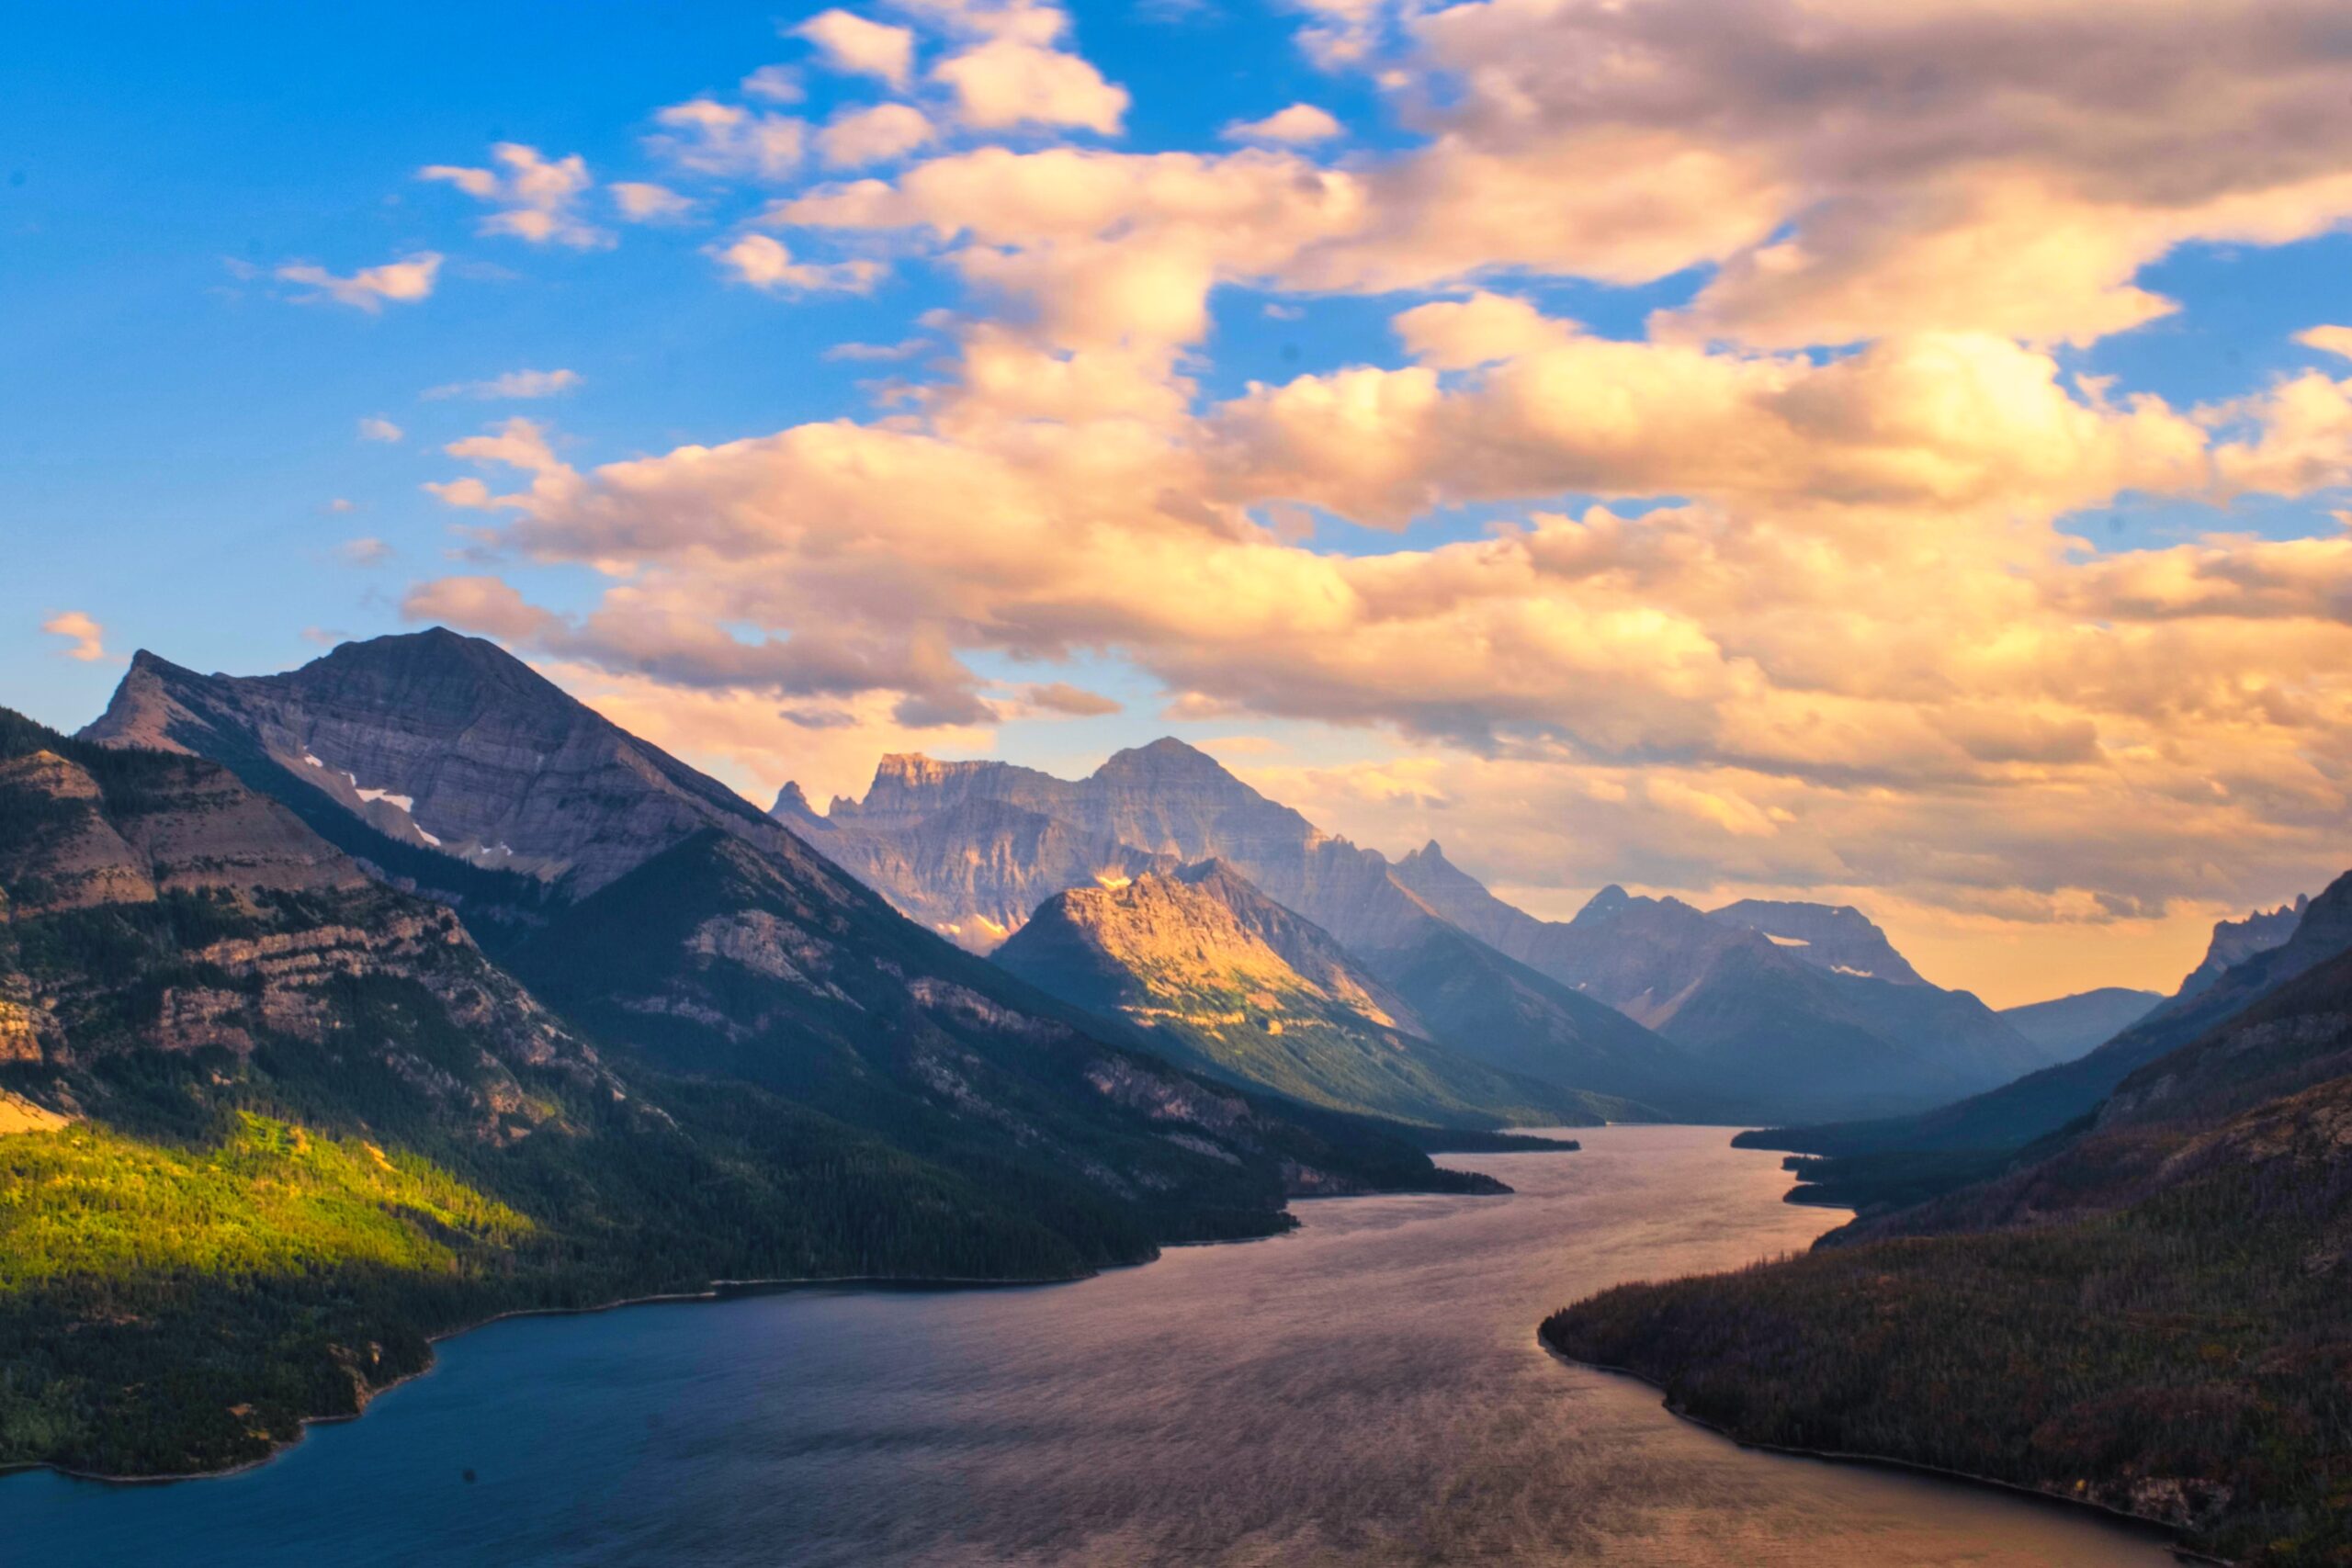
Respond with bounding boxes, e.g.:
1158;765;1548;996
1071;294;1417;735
1706;898;1927;986
1546;886;2352;1562
1392;847;2048;1116
786;741;1713;1115
2175;892;2307;1000
994;862;1637;1128
1744;874;2352;1162
1996;987;2164;1059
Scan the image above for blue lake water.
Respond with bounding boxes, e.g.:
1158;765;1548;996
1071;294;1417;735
6;1125;2176;1565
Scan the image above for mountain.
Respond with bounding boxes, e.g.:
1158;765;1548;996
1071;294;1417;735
994;862;1636;1128
0;705;1112;1476
23;637;1519;1474
1996;986;2164;1060
1392;847;2047;1118
2177;892;2307;1000
1543;892;2352;1564
1743;875;2352;1165
788;742;1710;1115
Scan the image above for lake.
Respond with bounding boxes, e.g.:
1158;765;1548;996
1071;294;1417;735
6;1125;2175;1565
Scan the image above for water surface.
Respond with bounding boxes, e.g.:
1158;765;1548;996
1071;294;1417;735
8;1125;2174;1565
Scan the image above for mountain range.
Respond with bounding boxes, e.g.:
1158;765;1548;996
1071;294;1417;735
0;633;1499;1477
786;745;2065;1123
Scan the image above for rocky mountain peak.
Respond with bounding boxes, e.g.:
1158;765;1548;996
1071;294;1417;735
1707;897;1928;987
770;781;820;823
1092;736;1229;784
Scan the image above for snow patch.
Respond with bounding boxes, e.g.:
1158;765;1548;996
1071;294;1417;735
302;753;323;769
1765;933;1811;947
1833;964;1876;978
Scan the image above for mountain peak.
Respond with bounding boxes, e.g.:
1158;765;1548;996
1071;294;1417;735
770;781;820;824
1092;736;1227;782
1579;884;1633;918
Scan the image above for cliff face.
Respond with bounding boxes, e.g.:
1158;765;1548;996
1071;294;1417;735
0;709;613;1141
995;863;1628;1128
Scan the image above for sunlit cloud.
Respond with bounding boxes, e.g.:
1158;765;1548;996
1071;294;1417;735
40;611;109;662
277;253;441;312
418;143;608;249
423;368;582;401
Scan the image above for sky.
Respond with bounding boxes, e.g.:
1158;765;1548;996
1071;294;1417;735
6;0;2352;1006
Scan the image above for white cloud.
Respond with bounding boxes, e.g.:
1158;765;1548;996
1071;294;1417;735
932;37;1128;133
648;100;806;182
711;234;886;295
741;64;805;104
357;415;405;443
793;9;917;90
610;181;696;223
823;336;934;362
40;611;108;662
1221;104;1341;145
820;103;938;167
277;253;442;312
424;368;582;401
419;144;608;249
337;537;394;567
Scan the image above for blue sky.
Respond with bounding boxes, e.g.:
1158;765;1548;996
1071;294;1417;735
7;0;2352;1000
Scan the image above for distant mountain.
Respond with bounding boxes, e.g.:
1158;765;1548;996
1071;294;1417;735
1392;845;2049;1116
995;862;1636;1128
2176;892;2307;1000
1996;986;2164;1059
1545;881;2352;1563
788;742;1712;1116
1744;875;2351;1162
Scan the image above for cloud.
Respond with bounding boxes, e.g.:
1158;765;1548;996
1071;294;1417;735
930;7;1129;136
610;181;695;223
793;9;916;90
741;65;804;104
2298;325;2352;362
711;233;886;295
337;537;394;567
277;253;442;312
418;143;608;249
648;100;806;182
377;0;2352;991
823;336;934;361
820;104;938;167
1221;104;1341;144
357;415;405;442
1018;680;1122;716
40;611;108;662
424;368;582;401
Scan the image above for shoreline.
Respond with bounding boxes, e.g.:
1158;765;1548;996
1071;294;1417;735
4;1152;1532;1489
1537;1343;2224;1566
1;1267;1100;1490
